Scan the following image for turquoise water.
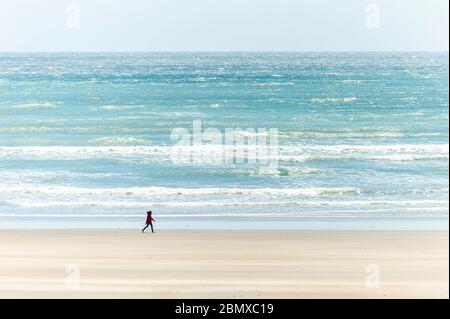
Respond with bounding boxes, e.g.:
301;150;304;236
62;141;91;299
0;52;448;229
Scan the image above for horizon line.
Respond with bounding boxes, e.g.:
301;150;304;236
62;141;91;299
0;50;449;54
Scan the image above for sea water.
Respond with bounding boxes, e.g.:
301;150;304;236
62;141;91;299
0;52;448;229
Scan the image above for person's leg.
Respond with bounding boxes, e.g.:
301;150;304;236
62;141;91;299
142;224;149;233
150;224;154;233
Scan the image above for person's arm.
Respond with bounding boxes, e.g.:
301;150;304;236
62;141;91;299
152;217;155;222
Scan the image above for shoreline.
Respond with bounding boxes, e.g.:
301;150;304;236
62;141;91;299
0;216;448;231
0;230;448;298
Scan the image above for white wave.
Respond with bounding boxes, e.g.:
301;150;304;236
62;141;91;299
0;143;447;160
0;170;119;181
366;154;449;161
0;127;91;134
1;207;447;218
89;136;150;146
12;102;56;109
99;105;144;111
232;130;269;137
276;167;324;176
279;131;403;139
0;185;361;197
7;199;448;208
279;144;449;154
0;146;163;160
341;80;363;84
310;97;357;103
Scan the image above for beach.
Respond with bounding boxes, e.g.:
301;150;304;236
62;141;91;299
1;0;449;306
0;230;447;299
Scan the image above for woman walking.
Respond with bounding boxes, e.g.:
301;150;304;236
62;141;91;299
142;211;155;233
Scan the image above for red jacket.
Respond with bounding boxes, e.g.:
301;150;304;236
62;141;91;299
146;215;154;224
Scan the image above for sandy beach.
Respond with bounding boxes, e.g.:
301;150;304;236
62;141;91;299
0;230;448;298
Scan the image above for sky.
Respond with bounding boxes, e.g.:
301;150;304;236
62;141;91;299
0;0;448;51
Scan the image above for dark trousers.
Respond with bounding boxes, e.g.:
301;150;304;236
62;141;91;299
142;223;154;233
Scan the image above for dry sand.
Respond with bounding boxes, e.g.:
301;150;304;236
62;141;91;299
0;230;448;298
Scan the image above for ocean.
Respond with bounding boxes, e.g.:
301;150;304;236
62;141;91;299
0;52;448;230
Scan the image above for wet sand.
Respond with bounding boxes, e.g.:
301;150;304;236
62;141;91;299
0;230;448;298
